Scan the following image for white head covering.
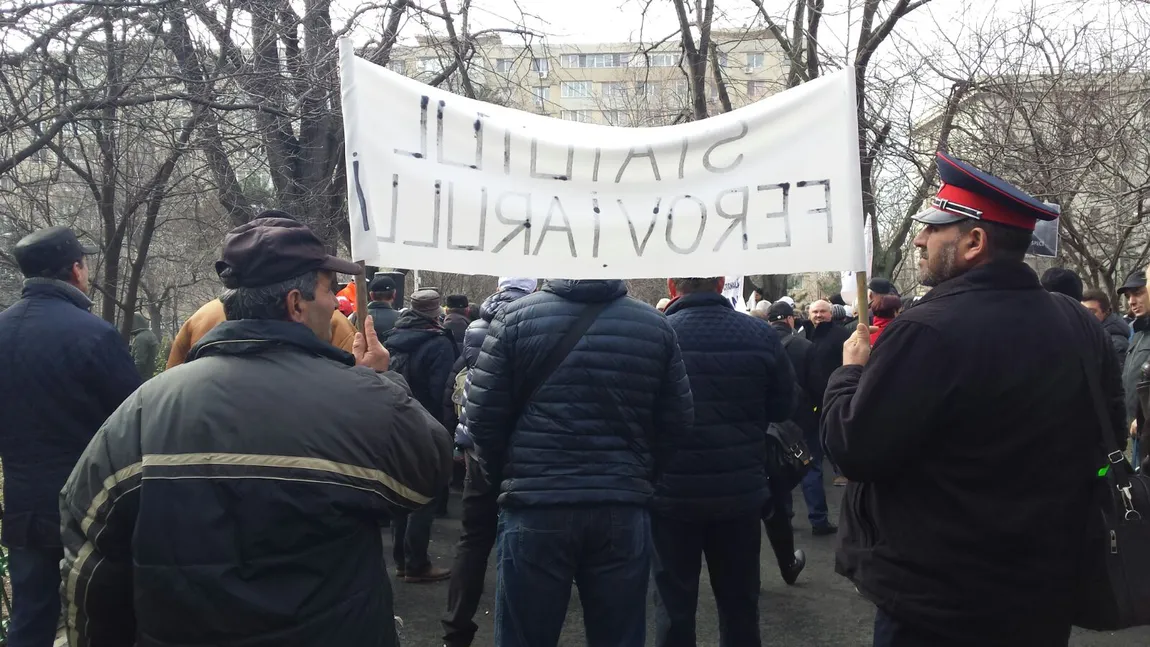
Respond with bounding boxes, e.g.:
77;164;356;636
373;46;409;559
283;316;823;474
778;296;796;308
498;277;538;293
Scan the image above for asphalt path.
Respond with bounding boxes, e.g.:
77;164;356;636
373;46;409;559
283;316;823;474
387;475;1150;647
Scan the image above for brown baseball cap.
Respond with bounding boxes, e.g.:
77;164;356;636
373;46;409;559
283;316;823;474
215;213;361;288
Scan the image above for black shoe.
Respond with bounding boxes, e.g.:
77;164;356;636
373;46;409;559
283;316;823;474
812;523;838;536
782;549;806;585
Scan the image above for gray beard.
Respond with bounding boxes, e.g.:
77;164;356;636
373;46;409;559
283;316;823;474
919;241;963;287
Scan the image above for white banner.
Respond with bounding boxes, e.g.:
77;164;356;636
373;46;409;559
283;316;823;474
722;276;747;312
340;40;866;279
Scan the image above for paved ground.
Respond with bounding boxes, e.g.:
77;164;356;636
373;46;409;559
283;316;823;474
387;477;1150;647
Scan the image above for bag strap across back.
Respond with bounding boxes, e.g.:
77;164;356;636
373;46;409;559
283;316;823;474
1052;295;1133;492
516;299;613;407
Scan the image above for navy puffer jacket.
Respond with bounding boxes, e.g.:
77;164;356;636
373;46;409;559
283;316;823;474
660;292;795;520
453;287;533;449
383;311;458;426
467;279;693;508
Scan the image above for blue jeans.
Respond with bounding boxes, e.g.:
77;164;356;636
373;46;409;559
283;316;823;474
7;545;63;647
495;506;650;647
800;430;831;527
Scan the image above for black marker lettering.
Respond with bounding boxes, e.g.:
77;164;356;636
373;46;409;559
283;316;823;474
394;95;429;159
352;154;370;232
614;146;662;183
797;179;832;243
665;195;707;254
446;183;487;251
702;121;748;173
615;198;660;256
403;180;442;247
533;197;577;257
713;186;749;251
756;183;791;249
492;192;532;254
530;139;574;180
377;173;400;244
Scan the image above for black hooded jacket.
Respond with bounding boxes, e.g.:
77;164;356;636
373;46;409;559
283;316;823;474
383;310;459;425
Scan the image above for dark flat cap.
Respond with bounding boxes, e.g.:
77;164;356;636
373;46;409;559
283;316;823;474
445;294;469;309
914;152;1060;231
868;277;899;297
410;289;442;316
1119;269;1147;295
369;275;396;293
215;212;361;288
14;226;97;277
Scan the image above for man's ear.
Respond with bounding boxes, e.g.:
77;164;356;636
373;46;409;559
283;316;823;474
962;225;989;263
714;277;725;293
284;289;306;323
666;278;679;299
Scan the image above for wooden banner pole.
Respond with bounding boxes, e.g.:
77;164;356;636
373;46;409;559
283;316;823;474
355;262;369;335
855;271;869;329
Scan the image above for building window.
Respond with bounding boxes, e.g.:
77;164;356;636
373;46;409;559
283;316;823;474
746;52;765;69
495;58;514;73
562;53;631;68
531;57;549;74
560;110;593;123
603;110;631;126
748;80;767;97
648;52;678;67
532;86;551;107
601;82;629;98
560;81;593;98
418;57;444;74
388;59;406;75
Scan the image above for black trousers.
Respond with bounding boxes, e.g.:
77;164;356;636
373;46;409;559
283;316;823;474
761;493;796;571
651;513;762;647
872;609;1072;647
441;454;500;647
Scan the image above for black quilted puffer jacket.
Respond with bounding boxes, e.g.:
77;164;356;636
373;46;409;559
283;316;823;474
453;287;534;449
660;291;795;520
467;279;694;508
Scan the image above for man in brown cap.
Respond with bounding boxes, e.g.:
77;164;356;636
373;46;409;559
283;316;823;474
59;215;452;647
383;288;459;583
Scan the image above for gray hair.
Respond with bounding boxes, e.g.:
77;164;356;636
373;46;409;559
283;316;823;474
221;271;318;321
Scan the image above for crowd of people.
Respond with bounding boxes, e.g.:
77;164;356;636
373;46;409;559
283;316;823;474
0;152;1144;647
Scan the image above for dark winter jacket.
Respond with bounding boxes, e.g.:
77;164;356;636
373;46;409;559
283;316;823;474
452;287;533;449
130;314;160;379
806;320;852;403
0;279;140;549
383;310;459;426
367;301;400;339
822;262;1126;645
1101;312;1130;368
658;292;794;520
443;311;470;347
1124;316;1150;423
60;318;451;647
467;279;694;508
770;321;821;437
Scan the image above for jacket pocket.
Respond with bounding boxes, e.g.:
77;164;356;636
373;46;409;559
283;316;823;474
845;482;878;549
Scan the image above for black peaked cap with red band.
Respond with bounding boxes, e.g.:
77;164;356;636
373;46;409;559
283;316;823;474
913;152;1060;232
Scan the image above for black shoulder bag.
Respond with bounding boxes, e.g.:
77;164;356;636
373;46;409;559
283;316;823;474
764;333;813;492
1058;297;1150;630
515;300;612;416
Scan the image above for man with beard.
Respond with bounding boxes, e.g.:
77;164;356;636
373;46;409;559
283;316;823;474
822;152;1125;646
1118;270;1150;469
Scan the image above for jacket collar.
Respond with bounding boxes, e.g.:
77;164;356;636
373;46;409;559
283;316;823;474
187;319;355;366
917;261;1040;306
394;308;445;331
542;279;627;303
1134;316;1150;334
368;301;395;311
769;320;794;336
663;291;731;316
22;278;93;311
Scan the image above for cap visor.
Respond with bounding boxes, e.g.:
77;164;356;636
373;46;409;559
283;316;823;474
80;244;99;255
912;207;969;226
321;256;364;276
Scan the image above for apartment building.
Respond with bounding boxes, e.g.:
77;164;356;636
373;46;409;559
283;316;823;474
387;29;788;126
